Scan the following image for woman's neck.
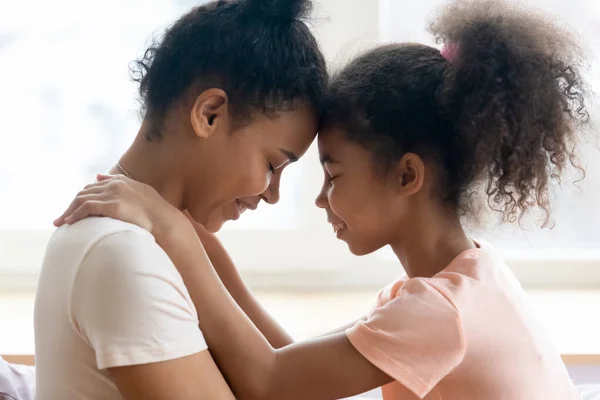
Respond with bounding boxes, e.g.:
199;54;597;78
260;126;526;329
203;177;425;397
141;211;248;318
390;207;475;279
109;123;187;210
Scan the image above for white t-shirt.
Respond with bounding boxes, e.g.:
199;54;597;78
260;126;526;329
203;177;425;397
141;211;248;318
34;217;208;400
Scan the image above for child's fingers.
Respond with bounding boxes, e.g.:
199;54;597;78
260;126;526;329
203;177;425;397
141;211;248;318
96;173;116;182
54;191;107;226
54;176;120;227
63;200;117;225
64;201;101;225
54;198;82;227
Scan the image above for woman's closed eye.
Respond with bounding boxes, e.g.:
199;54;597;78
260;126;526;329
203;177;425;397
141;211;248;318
269;156;291;174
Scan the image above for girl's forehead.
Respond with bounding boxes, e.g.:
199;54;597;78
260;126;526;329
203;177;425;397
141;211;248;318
316;130;339;160
318;129;373;167
317;127;345;147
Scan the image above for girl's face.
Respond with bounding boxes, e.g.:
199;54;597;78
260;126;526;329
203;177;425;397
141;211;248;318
315;127;424;255
184;100;317;231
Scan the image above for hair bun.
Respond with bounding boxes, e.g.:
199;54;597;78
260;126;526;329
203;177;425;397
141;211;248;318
243;0;313;22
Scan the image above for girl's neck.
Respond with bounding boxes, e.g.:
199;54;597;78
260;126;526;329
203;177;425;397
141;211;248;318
390;208;475;279
109;122;188;210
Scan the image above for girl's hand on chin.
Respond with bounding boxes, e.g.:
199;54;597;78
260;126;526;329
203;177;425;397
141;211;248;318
54;173;191;243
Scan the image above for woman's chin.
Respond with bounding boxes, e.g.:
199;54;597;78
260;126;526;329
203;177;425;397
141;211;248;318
203;217;226;233
193;205;231;233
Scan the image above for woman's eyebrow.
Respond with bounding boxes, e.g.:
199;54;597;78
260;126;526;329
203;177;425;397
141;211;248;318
279;148;299;162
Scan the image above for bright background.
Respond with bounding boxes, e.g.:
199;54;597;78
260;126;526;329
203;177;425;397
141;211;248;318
0;0;599;373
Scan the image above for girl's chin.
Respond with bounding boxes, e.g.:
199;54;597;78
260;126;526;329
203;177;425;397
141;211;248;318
345;236;384;257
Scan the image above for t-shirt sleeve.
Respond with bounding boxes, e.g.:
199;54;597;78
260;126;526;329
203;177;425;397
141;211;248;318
70;229;208;370
346;278;466;399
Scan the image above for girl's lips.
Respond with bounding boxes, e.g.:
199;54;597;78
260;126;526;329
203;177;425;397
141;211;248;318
332;222;346;235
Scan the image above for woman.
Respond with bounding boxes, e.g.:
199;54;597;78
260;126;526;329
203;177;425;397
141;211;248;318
34;0;327;399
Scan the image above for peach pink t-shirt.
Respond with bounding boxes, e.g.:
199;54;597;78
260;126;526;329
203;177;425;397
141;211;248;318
346;244;580;400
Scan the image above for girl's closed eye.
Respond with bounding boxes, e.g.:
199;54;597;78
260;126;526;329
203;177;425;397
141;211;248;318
324;165;339;183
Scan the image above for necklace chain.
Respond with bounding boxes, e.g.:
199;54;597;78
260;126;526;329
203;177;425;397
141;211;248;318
115;163;134;180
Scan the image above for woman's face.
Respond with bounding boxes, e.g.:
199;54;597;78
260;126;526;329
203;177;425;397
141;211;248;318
202;166;284;232
315;127;417;255
185;101;317;232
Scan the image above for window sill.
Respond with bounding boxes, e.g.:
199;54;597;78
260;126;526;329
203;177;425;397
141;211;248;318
1;229;600;291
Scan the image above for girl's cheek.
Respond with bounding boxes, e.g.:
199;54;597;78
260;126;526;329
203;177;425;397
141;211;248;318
328;187;343;212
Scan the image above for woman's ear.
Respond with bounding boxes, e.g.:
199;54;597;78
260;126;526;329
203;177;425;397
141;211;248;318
190;88;229;139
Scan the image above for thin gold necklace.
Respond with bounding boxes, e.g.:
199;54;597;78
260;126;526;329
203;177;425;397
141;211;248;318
115;163;134;180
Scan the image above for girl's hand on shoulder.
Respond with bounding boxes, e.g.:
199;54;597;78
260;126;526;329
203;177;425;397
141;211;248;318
54;174;190;242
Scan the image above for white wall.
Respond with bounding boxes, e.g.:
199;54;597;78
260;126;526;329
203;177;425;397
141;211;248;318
1;0;599;292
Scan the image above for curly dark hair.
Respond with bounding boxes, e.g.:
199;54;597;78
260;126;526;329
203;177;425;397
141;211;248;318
130;0;327;140
322;0;590;226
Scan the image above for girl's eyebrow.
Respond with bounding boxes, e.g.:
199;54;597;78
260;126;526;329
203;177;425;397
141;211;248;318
319;154;337;165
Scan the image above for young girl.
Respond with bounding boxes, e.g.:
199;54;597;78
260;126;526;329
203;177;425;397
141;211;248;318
58;0;590;398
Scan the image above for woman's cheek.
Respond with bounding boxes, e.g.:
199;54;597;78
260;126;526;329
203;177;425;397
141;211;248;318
245;164;271;196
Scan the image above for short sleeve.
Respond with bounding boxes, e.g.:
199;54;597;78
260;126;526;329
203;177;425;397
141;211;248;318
346;278;466;398
71;230;208;370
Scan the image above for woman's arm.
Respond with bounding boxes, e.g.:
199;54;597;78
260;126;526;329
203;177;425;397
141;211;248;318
188;216;294;348
109;351;235;400
163;225;392;400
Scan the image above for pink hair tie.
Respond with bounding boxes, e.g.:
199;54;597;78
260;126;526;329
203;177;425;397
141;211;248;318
440;42;458;62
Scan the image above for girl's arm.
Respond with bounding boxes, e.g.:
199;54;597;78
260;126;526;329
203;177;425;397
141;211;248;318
55;175;393;399
164;224;392;400
187;217;294;349
189;215;365;344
